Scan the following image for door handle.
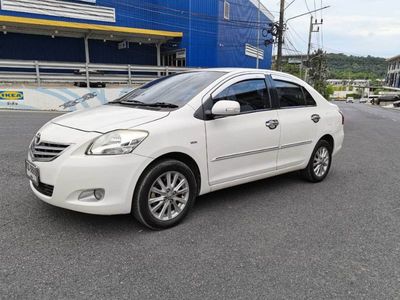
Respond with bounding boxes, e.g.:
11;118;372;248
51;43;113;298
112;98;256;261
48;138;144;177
311;114;321;123
266;119;279;130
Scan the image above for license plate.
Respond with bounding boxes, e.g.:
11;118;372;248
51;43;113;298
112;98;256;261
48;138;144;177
25;160;40;186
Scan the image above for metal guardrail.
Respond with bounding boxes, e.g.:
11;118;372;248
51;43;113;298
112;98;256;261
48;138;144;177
0;59;194;86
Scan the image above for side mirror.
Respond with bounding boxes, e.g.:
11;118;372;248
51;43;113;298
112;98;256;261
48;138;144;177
211;100;240;116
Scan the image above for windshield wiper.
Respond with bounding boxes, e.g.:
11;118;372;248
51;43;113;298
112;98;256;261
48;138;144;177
117;99;145;105
114;99;178;108
144;102;179;108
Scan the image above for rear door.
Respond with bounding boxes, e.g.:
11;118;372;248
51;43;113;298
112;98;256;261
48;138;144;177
270;75;320;170
204;74;280;186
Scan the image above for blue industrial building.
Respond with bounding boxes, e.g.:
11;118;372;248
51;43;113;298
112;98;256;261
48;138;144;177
0;0;274;69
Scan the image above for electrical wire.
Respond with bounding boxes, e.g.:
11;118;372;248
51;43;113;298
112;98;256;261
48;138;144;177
313;0;317;18
104;0;277;26
98;0;280;56
285;0;297;10
303;0;312;15
320;0;324;49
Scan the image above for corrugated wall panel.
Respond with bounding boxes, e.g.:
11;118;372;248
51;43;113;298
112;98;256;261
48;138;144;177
217;0;273;69
0;0;115;22
0;0;273;68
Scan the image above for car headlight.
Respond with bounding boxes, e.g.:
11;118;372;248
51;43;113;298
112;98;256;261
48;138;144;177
87;130;148;155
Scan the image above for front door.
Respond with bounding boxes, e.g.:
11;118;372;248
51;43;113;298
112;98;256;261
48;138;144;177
205;74;280;186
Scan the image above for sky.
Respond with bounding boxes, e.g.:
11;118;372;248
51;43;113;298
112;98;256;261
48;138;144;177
261;0;400;58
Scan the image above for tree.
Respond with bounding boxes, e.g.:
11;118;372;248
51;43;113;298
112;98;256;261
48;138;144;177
307;49;329;97
281;63;301;79
325;85;335;99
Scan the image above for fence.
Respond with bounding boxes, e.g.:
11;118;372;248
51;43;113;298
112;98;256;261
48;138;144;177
0;59;194;86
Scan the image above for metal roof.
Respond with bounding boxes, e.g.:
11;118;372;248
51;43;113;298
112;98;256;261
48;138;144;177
387;55;400;62
0;15;183;43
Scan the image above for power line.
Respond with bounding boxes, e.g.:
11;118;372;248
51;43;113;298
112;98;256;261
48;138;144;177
304;0;311;14
285;30;302;53
116;5;269;29
320;0;324;49
107;0;276;26
313;0;317;17
285;0;297;10
286;5;329;22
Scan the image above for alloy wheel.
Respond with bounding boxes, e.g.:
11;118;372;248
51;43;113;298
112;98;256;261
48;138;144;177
148;171;189;221
313;146;330;177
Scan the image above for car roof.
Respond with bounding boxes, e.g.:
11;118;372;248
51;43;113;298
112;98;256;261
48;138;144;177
198;67;300;81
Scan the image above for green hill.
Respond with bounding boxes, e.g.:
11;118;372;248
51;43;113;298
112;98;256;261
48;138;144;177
326;53;387;80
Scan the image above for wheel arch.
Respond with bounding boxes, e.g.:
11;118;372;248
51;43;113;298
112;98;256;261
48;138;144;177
319;134;334;151
135;152;202;198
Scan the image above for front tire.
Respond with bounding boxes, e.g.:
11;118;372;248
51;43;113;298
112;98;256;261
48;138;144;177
132;159;197;230
301;140;332;182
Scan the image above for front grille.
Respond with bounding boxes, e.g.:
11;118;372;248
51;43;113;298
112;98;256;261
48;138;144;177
33;182;54;197
30;141;70;162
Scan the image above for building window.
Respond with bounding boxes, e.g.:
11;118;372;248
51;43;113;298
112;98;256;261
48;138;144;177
224;1;230;20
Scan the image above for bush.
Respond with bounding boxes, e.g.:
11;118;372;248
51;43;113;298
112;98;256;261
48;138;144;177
346;93;362;99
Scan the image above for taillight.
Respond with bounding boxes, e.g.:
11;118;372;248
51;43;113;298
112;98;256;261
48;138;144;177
339;111;344;125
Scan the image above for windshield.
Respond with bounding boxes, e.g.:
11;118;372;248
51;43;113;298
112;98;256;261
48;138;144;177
117;71;226;108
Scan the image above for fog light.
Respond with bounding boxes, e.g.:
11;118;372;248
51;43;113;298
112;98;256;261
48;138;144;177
78;189;105;202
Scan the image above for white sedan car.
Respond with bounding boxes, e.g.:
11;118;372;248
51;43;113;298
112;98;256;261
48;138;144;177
26;69;344;229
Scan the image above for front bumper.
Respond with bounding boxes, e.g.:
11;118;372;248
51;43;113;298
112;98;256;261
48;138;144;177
332;126;344;157
30;153;153;215
28;123;153;215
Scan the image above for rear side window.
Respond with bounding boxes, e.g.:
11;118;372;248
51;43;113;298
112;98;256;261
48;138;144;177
213;79;271;112
273;80;305;107
303;87;317;106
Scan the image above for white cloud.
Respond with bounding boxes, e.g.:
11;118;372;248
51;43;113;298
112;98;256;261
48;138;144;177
262;0;400;57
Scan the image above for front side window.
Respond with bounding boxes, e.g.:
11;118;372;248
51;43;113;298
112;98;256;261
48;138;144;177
274;80;306;107
213;79;270;113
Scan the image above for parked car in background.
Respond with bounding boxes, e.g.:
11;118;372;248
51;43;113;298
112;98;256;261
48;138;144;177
369;96;379;105
359;98;368;103
377;94;400;105
26;68;344;230
393;100;400;108
74;69;107;88
346;97;354;103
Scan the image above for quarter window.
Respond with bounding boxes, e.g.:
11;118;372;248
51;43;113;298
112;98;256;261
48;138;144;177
213;79;271;113
303;87;317;106
273;80;305;107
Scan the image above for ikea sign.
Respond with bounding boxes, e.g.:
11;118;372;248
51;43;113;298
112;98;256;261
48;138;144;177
0;91;24;101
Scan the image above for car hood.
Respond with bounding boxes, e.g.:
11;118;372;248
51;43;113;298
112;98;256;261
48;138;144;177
51;105;170;133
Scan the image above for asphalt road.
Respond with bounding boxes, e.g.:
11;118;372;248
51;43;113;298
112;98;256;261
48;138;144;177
1;103;400;299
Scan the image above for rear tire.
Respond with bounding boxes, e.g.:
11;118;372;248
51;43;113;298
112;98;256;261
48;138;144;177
132;159;197;230
301;140;332;183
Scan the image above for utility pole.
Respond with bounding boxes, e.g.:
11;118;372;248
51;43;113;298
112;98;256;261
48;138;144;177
307;16;313;61
276;0;285;71
307;16;323;61
305;15;323;81
256;0;261;69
